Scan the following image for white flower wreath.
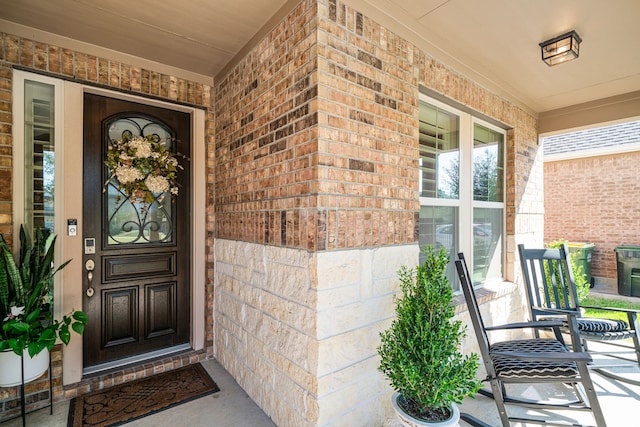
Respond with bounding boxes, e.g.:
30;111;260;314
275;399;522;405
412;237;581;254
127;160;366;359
104;134;184;204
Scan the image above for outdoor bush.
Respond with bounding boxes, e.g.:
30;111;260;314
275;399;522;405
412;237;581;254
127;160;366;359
378;246;482;422
546;239;589;303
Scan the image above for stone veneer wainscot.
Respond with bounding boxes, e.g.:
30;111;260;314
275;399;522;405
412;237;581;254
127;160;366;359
215;240;418;426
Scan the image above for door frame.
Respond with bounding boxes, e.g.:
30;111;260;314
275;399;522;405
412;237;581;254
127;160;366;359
13;73;207;386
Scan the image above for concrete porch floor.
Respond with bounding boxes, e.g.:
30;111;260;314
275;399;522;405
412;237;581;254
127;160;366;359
455;361;640;427
0;358;277;427
2;355;638;427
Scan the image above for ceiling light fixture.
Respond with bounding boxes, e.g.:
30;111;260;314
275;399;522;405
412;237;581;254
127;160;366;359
539;30;582;66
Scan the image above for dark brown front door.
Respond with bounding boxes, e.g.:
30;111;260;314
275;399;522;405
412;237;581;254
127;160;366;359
82;93;191;371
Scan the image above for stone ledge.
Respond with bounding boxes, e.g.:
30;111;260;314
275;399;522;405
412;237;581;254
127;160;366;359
452;281;519;315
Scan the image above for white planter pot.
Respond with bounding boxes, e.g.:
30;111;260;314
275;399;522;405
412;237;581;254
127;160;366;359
392;392;460;427
0;349;49;387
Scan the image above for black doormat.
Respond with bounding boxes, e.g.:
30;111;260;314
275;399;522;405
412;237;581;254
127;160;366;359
67;363;220;427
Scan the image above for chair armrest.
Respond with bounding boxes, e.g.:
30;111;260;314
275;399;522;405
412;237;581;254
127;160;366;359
490;350;592;363
486;320;564;331
531;306;579;317
581;305;640;315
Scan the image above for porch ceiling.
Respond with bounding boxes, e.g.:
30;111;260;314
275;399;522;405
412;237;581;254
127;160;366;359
0;0;638;114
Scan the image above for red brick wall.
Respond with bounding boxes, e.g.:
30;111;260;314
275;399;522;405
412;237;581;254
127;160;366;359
545;150;640;284
319;0;420;250
214;0;540;254
214;0;324;250
214;0;419;252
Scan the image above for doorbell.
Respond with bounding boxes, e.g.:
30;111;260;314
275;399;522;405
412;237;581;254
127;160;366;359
67;218;77;236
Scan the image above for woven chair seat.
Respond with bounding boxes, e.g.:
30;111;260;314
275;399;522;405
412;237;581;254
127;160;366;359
490;339;578;379
541;316;630;338
575;317;628;332
580;329;637;340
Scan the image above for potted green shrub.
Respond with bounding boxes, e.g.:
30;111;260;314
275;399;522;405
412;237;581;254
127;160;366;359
378;246;482;426
0;226;87;387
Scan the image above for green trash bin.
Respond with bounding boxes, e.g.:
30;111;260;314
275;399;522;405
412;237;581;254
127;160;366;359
614;245;640;297
567;242;595;287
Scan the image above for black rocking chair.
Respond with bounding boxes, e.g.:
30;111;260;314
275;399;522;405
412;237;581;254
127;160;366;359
455;253;607;427
518;243;640;386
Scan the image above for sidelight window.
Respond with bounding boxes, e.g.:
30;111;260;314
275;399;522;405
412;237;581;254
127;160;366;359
23;80;57;235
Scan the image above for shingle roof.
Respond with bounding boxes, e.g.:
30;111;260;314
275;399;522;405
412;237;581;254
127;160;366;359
543;121;640;156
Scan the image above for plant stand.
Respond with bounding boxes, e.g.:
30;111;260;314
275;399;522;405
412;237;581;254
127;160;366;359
17;353;53;427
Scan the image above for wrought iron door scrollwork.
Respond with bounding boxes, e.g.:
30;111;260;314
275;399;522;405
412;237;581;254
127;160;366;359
104;116;177;245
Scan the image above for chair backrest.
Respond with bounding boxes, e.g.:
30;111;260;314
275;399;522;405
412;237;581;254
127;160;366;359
455;253;496;377
518;243;580;320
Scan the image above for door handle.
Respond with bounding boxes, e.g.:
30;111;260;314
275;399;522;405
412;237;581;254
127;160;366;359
85;259;95;297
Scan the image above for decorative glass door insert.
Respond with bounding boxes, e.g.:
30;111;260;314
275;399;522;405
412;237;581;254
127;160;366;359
105;116;176;245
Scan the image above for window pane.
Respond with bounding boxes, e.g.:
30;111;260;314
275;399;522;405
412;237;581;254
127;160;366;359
419;102;459;199
473;207;503;283
419;206;459;290
24;81;55;234
419;99;506;289
473;124;504;202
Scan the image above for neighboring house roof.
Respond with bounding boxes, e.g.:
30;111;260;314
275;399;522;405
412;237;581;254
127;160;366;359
543;120;640;160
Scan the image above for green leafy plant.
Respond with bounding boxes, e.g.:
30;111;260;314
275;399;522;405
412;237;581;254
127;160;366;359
0;226;87;357
378;246;482;422
546;239;589;303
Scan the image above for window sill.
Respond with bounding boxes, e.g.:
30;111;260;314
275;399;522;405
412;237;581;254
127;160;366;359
452;281;518;314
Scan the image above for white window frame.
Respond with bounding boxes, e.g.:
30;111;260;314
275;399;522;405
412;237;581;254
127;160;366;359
419;94;506;287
